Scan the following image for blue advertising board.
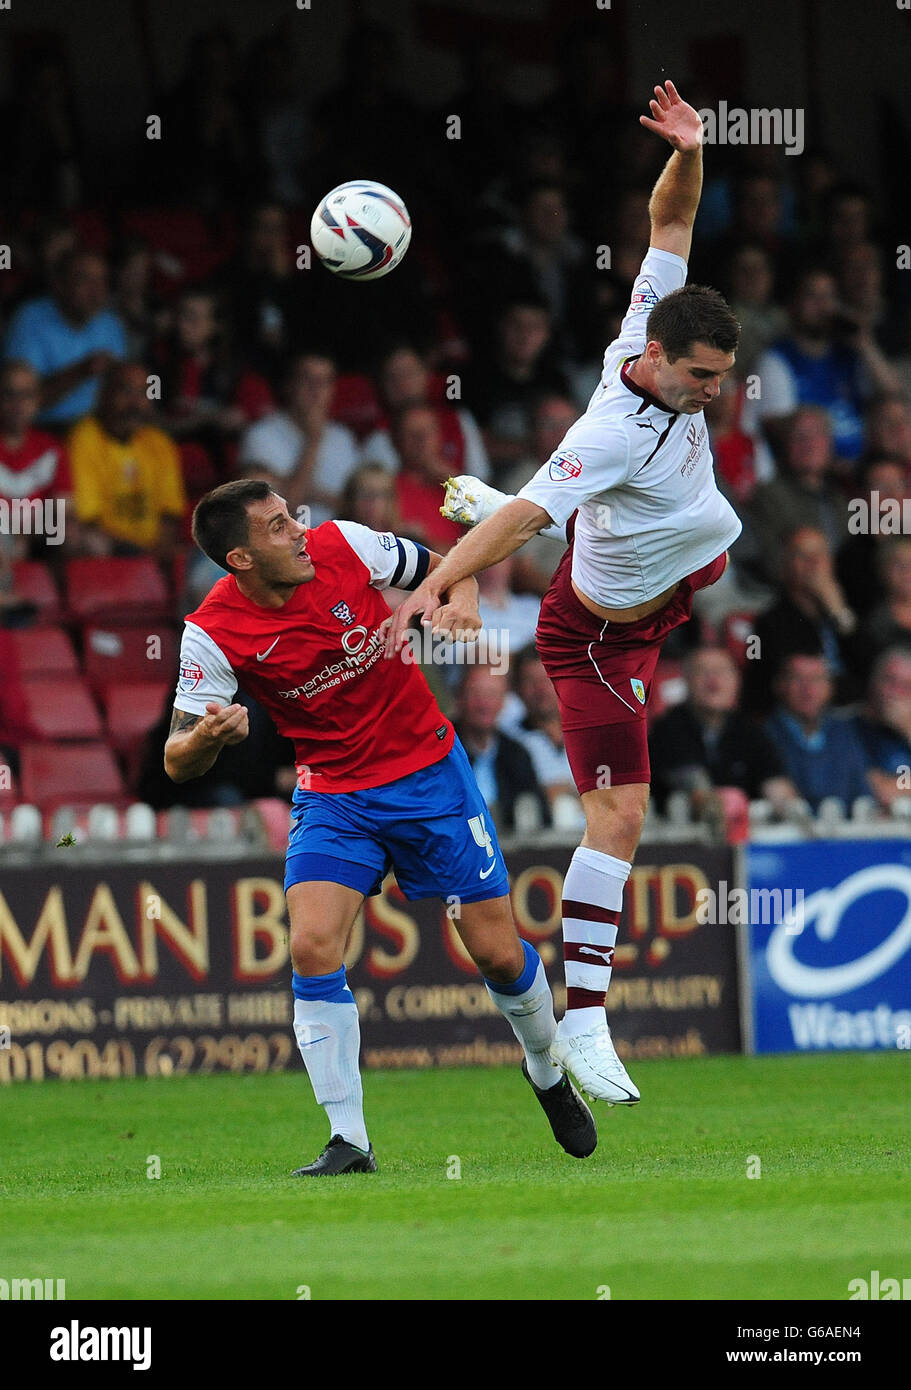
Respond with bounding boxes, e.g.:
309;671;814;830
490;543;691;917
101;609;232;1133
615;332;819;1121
746;839;911;1052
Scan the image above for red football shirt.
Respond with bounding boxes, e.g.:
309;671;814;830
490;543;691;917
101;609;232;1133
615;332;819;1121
0;429;71;499
176;520;454;792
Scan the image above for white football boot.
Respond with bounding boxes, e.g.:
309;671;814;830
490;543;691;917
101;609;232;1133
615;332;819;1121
440;475;511;527
550;1017;640;1105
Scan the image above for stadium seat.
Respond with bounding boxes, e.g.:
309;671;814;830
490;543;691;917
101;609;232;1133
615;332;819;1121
103;680;172;754
65;557;172;625
11;560;63;625
82;625;178;695
20;741;125;809
22;676;104;740
10;627;79;678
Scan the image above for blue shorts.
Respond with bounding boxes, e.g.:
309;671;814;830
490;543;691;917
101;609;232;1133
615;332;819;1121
284;736;510;903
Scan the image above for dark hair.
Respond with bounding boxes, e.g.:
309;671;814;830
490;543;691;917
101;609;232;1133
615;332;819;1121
191;479;273;571
645;284;740;363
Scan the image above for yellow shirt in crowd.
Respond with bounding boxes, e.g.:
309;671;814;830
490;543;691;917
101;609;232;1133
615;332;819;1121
69;417;187;549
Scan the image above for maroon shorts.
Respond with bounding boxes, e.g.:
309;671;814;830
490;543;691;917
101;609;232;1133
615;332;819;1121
535;546;728;791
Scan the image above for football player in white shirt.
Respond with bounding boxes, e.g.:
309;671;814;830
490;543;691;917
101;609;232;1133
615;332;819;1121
386;81;743;1106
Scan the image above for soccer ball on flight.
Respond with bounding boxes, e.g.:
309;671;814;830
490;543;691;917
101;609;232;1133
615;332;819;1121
310;180;412;280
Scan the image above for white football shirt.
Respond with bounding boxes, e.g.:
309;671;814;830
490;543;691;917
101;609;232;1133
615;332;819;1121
517;247;742;607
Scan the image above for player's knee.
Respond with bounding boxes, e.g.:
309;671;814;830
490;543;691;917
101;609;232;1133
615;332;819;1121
471;939;525;984
290;922;340;975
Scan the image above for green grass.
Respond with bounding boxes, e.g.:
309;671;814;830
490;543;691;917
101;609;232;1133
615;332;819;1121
1;1054;909;1300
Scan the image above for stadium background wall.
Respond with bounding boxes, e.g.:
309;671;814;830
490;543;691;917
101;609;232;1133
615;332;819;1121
0;841;740;1082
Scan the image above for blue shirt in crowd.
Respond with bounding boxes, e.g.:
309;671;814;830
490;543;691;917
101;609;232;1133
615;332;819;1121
4;296;127;425
764;709;871;810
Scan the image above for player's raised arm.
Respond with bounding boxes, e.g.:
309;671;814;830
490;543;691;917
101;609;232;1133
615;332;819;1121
639;81;704;263
164;700;249;782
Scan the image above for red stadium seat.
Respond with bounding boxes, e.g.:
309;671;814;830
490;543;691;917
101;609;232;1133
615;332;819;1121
82;625;178;695
65;557;172;625
23;677;104;740
20;741;125;809
10;627;79;678
103;680;171;754
11;560;63;625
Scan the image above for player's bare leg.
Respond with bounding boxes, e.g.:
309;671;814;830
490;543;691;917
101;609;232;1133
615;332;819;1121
457;894;597;1157
286;879;377;1176
549;784;646;1106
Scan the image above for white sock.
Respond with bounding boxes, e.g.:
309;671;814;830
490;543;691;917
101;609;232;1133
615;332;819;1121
561;846;631;1034
485;947;561;1089
293;997;369;1151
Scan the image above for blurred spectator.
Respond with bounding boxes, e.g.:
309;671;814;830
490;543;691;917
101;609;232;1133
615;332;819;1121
742;526;862;714
820;182;876;273
164;27;247;209
837;454;911;617
6;48;83;210
240;28;310;205
649;647;796;816
477;555;541;656
744;268;900;463
4;249;126;427
338;462;400;532
724;242;787;378
113;239;158;359
864;394;911;473
69;361;186;563
705;375;770;507
852;647;911;811
454;665;549;833
237;352;358;527
220;203;302;378
391;405;463;549
311;22;419;196
499;645;580;816
359;344;489;480
749;406;850;569
700;174;795;286
0;360;72;559
764;652;872;811
837;241;907;358
155;286;273;460
501;393;573;594
465;299;570;474
863;537;911;655
476;181;590;363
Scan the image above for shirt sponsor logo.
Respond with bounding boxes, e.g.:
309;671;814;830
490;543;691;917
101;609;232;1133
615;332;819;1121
630;278;659;312
681;421;707;476
548;450;583;482
178;662;204;691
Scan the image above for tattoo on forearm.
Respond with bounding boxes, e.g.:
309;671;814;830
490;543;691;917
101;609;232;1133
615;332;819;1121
169;707;201;736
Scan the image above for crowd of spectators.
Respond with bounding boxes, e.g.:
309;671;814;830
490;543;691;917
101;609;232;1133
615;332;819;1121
1;17;910;829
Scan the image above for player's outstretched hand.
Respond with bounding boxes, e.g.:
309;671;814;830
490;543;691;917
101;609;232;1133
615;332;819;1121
639;80;703;152
201;701;249;746
383;578;442;658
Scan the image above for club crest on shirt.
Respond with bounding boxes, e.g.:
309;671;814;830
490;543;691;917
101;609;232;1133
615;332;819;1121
630;278;659;312
330;600;357;626
631;678;646;704
548;450;583;482
179;662;204;691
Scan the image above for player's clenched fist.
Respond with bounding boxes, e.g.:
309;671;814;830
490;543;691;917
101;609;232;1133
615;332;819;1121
201;701;249;746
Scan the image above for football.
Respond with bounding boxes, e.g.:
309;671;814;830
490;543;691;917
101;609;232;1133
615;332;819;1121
310;179;412;280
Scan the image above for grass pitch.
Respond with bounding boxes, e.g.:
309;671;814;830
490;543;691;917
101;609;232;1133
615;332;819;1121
2;1053;908;1301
